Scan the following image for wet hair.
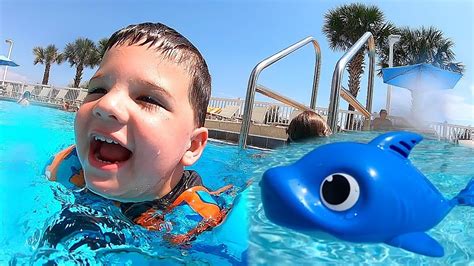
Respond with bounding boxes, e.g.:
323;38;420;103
22;91;31;99
287;111;332;143
105;22;211;127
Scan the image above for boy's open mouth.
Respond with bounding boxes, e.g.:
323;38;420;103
90;134;132;164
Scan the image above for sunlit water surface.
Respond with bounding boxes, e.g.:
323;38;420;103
0;101;255;265
247;130;474;265
1;101;473;265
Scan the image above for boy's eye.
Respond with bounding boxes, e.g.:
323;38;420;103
88;87;107;94
137;96;164;111
138;96;161;106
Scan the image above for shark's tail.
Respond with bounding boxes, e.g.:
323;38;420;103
454;178;474;206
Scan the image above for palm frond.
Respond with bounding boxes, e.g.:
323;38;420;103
378;25;464;75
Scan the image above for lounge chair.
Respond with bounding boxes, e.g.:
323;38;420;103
251;106;269;124
213;105;240;120
206;106;222;119
75;90;88;103
0;83;13;98
207;106;222;114
34;87;52;102
70;90;88;110
51;89;69;104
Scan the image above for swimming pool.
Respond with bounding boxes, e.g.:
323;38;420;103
1;100;472;264
0;100;255;264
248;131;474;264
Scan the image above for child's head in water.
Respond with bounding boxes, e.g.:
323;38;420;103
74;23;211;203
287;111;332;143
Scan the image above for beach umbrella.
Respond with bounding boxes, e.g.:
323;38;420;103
0;55;19;67
382;63;462;91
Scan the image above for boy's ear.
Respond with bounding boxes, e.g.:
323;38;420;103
181;127;208;166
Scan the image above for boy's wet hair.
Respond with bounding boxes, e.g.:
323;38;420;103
105;22;211;127
22;91;31;99
287;111;332;143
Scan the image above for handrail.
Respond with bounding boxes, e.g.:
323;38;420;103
238;37;321;148
327;32;375;132
256;84;313;112
340;87;371;118
257;84;369;117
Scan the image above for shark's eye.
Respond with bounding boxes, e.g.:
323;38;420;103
320;173;360;211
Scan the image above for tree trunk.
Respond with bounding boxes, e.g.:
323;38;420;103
74;64;84;88
345;51;365;130
42;63;51;85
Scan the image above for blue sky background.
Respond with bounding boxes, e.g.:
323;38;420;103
1;0;473;125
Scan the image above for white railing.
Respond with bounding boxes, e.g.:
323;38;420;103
0;80;87;107
2;82;471;141
208;97;242;109
429;122;473;142
207;96;366;131
337;110;366;131
382;115;473;142
207;97;474;138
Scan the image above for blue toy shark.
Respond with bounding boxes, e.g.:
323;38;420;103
260;131;474;257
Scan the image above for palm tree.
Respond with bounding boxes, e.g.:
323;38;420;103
323;3;395;111
33;44;63;85
97;37;109;60
63;38;100;88
378;26;464;74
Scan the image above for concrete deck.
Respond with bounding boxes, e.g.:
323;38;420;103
205;119;287;149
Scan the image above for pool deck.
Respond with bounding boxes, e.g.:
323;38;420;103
0;96;64;109
459;139;474;148
2;96;470;150
205;119;287;149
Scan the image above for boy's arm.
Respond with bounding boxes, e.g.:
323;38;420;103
44;145;85;188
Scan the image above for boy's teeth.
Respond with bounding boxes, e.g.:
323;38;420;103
94;135;119;145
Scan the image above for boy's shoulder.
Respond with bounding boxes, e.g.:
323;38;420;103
45;145;85;188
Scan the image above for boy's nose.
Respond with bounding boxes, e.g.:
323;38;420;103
92;92;129;124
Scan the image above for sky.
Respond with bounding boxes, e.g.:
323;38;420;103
0;0;473;126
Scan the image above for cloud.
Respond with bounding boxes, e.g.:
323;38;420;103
429;91;473;123
2;68;31;83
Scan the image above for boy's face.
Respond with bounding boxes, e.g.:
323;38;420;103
74;43;207;202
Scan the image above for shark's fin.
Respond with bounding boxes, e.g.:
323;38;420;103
369;131;423;159
385;232;444;257
453;178;474;206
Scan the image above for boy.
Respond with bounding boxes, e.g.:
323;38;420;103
286;111;332;143
44;22;231;246
372;109;393;130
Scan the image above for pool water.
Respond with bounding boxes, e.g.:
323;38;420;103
1;100;473;265
0;101;256;265
248;132;474;265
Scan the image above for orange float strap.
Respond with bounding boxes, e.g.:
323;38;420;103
133;185;234;245
45;145;76;181
45;145;85;188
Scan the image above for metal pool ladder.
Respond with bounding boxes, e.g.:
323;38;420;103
238;32;376;148
327;32;375;133
238;37;322;149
